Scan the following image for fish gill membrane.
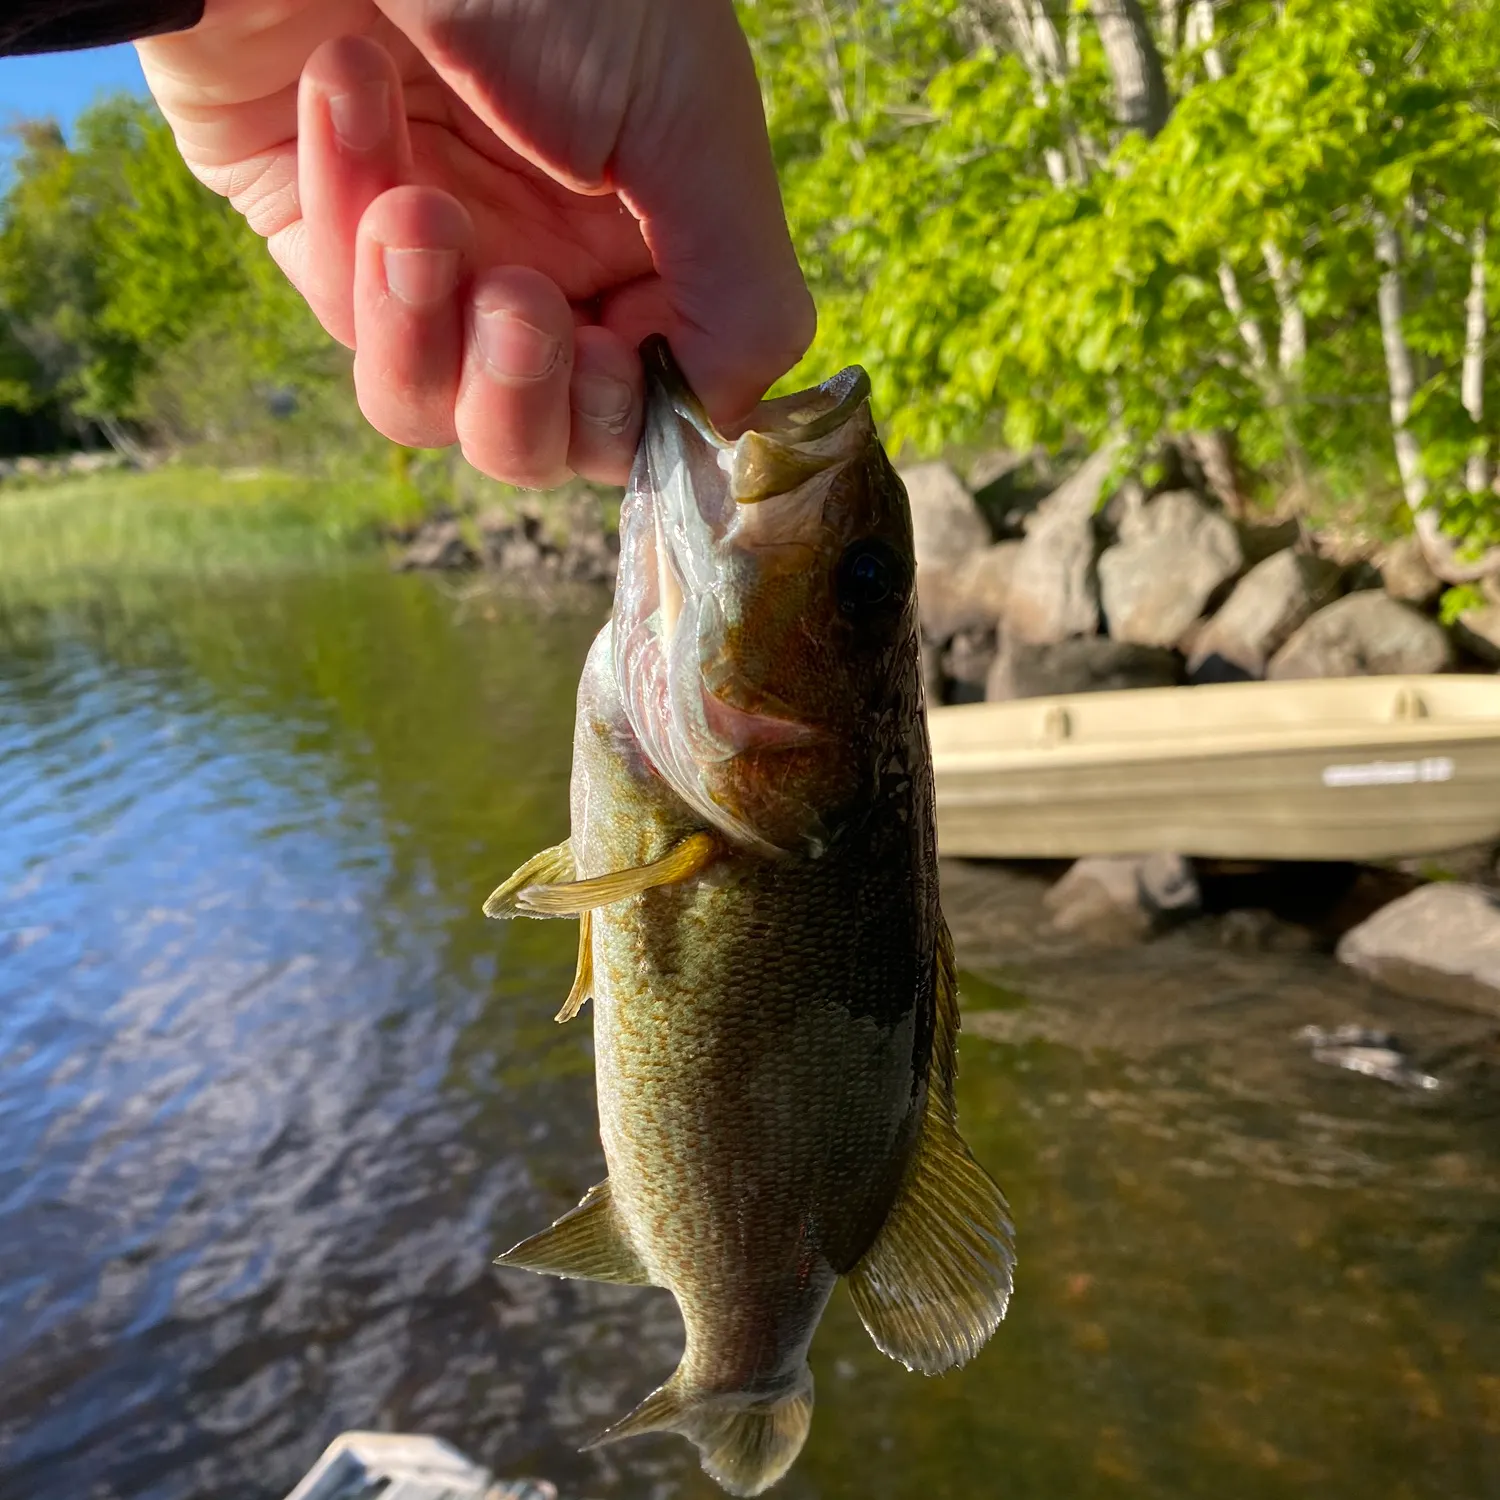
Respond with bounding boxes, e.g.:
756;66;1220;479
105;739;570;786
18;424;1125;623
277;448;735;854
484;337;1015;1496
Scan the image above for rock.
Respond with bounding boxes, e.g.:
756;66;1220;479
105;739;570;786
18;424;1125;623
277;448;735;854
397;518;477;571
1336;883;1500;1016
968;449;1061;538
1453;605;1500;665
900;461;990;573
1213;909;1318;954
1377;535;1443;605
918;541;1022;641
1002;446;1117;644
1267;591;1454;679
1098;490;1243;648
986;634;1182;702
939;627;997;705
1043;853;1201;943
1236;516;1303;569
1187;548;1343;682
559;526;619;584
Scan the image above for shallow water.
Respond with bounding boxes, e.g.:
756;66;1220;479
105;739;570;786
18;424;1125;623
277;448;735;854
1;565;1496;1500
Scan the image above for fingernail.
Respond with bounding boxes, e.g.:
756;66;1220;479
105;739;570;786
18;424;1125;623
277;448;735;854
573;373;633;434
383;247;458;308
329;81;389;152
477;309;562;384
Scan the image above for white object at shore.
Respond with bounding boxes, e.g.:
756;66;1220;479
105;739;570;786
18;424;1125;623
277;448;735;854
284;1431;557;1500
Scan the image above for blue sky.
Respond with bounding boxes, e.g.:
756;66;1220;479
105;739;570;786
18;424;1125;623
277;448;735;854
0;43;148;147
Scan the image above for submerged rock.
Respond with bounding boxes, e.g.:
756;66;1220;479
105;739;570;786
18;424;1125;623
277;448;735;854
1336;883;1500;1016
1043;853;1201;943
1267;592;1454;679
1188;548;1342;682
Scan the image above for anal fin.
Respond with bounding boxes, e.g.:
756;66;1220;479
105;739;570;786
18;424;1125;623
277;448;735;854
484;841;575;920
555;909;593;1023
494;1178;650;1286
847;917;1015;1374
518;831;718;916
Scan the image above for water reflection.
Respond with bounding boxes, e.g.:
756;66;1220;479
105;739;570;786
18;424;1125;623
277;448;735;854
0;568;1495;1500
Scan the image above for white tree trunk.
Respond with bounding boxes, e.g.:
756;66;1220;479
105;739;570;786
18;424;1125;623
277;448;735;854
1186;1;1226;79
1463;226;1490;495
1373;215;1428;514
1217;260;1268;373
1095;0;1171;138
1002;0;1071;185
1261;240;1307;376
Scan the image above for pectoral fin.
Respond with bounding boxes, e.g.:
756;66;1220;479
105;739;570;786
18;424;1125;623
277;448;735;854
517;831;719;916
483;841;575;919
494;1178;650;1286
847;919;1015;1374
555;910;593;1023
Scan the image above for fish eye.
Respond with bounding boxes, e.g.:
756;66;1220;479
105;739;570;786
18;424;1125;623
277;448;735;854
837;539;905;615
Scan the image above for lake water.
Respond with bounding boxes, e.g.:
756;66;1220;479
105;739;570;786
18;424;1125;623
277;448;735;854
1;564;1496;1500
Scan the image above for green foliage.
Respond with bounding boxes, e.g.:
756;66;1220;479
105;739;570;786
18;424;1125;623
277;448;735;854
746;0;1500;548
0;96;337;451
1438;581;1488;625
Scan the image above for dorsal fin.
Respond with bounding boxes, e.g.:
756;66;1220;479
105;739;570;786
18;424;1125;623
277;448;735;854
846;916;1015;1373
495;1179;650;1286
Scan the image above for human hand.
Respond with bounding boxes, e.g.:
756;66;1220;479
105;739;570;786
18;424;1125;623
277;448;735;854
136;0;814;486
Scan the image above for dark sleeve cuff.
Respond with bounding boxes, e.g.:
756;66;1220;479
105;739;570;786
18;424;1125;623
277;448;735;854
0;1;206;56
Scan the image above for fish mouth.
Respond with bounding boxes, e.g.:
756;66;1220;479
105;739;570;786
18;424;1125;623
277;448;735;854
612;337;874;853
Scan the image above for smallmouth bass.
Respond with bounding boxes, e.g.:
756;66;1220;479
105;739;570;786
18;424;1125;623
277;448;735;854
485;338;1014;1495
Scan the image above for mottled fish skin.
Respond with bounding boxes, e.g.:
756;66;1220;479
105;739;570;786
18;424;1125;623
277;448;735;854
488;341;1014;1497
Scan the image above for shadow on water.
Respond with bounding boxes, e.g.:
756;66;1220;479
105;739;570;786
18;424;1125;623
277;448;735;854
0;565;1496;1500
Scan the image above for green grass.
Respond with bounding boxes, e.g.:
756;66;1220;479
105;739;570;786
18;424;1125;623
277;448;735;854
0;464;426;591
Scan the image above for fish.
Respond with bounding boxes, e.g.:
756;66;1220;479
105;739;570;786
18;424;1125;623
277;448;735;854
484;336;1015;1496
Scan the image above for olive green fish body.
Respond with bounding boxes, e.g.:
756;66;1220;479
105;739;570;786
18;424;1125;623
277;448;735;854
488;340;1014;1497
575;625;936;1397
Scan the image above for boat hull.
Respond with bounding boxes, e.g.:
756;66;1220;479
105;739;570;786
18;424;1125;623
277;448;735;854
929;676;1500;861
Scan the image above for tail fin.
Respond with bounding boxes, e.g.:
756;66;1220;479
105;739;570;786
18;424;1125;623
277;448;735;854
582;1366;813;1497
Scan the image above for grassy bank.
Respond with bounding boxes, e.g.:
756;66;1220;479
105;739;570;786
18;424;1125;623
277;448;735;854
0;465;428;591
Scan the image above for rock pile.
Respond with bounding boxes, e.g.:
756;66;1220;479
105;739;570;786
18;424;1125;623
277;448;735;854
393;502;619;585
908;452;1497;707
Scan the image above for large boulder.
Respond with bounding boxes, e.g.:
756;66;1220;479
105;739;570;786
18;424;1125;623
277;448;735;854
1187;548;1343;682
1098;490;1243;648
1001;446;1117;644
986;634;1183;702
918;541;1022;641
1044;854;1201;943
1267;591;1454;679
900;461;990;573
1337;883;1500;1017
1377;535;1443;606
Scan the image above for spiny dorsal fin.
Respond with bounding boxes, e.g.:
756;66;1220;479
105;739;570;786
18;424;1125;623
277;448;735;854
583;1368;814;1499
517;831;718;916
846;916;1015;1374
483;841;575;919
494;1178;650;1286
555;909;593;1023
